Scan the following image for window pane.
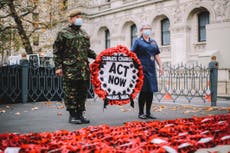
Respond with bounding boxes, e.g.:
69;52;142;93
200;27;206;41
131;24;137;47
105;29;110;49
165;31;170;45
198;11;209;42
161;18;170;45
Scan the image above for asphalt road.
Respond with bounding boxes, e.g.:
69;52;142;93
0;97;229;134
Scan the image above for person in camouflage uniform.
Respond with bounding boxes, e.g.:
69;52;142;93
53;9;97;124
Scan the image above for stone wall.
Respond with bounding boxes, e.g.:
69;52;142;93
40;0;230;96
78;0;230;66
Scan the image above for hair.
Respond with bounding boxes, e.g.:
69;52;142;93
211;56;216;61
139;23;151;31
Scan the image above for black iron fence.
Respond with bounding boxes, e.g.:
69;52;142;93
0;59;218;106
0;60;63;103
0;65;22;103
27;64;63;103
0;59;94;104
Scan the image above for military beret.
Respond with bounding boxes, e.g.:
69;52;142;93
68;9;82;17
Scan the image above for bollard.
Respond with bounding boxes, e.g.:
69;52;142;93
208;56;218;106
20;59;29;103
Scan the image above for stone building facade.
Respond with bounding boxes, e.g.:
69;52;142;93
63;0;230;96
71;0;230;67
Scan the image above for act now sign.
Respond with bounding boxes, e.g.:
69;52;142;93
99;54;139;100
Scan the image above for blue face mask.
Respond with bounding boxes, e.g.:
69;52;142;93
143;29;152;37
74;18;83;26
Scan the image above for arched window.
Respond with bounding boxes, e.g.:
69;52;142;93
105;29;110;49
130;24;137;47
161;18;170;46
198;11;209;42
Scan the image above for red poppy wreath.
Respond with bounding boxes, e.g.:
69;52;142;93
90;45;143;108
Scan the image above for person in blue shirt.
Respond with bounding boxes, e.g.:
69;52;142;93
131;24;163;119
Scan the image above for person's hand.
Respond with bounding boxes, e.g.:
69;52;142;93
159;67;163;77
55;69;63;76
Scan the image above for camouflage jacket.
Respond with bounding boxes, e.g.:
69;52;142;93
53;25;96;80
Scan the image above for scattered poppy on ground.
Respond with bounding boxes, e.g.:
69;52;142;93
0;113;229;152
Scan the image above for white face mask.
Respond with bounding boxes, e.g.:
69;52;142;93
74;18;83;26
143;29;152;37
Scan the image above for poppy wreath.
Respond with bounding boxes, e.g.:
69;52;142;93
90;45;143;107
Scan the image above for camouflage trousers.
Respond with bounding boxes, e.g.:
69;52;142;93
62;79;89;111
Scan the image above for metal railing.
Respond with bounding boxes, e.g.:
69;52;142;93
27;66;63;102
153;61;218;106
0;65;22;103
154;63;211;103
0;59;218;106
0;59;94;104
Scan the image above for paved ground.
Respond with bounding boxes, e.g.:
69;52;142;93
0;97;229;134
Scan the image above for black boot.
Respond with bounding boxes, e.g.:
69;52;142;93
78;111;90;124
68;109;81;124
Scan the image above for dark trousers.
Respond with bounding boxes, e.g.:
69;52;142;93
63;80;89;112
138;91;153;115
